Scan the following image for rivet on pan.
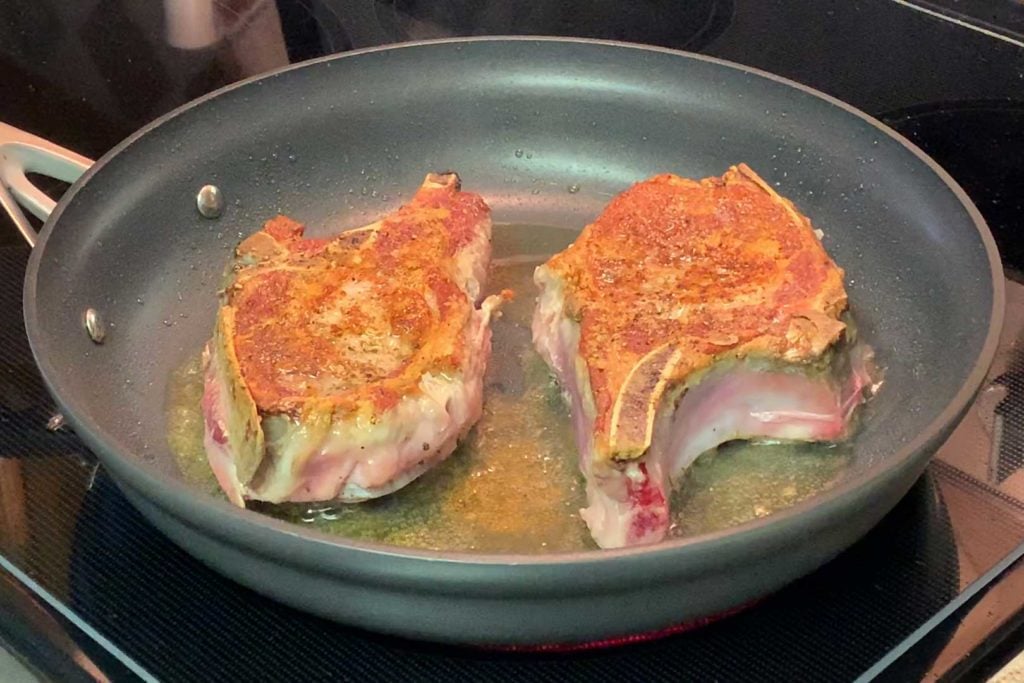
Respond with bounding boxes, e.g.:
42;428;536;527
197;184;225;218
83;308;106;344
46;413;65;431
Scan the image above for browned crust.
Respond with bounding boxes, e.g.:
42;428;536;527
220;173;491;417
543;164;848;461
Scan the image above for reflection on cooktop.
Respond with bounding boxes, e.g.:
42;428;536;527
899;0;1024;41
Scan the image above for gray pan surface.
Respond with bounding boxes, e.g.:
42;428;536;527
21;38;1003;644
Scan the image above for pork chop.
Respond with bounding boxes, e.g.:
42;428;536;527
202;172;505;506
532;164;875;548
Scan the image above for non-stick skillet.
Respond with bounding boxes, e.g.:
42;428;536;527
0;37;1003;645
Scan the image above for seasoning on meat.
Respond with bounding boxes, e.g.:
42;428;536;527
532;164;876;548
202;172;505;506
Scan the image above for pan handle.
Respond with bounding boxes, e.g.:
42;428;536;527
0;122;93;247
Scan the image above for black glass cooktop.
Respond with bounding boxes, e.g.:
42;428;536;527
2;1;1024;681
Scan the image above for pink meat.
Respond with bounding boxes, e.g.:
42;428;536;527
200;348;243;506
582;363;870;548
532;286;874;549
200;308;495;505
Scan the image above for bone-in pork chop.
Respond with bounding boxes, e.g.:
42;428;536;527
532;164;874;548
202;172;504;506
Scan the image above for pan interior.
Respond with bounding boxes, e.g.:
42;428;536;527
28;40;995;554
163;221;855;553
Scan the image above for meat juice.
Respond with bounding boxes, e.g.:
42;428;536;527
167;224;851;553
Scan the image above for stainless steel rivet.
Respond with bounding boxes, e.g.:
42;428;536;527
46;413;65;431
197;184;224;218
83;308;106;343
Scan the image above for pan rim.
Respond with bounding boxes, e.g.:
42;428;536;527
23;36;1006;568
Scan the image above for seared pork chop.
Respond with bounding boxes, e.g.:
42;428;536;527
533;164;874;548
202;172;504;506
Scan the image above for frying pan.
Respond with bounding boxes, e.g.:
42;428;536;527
1;37;1003;645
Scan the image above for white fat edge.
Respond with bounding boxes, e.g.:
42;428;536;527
205;343;253;507
454;214;493;303
202;401;246;508
530;266;563;371
570;334;597;423
579;459;648;549
580;479;633;548
250;371;468;503
541;271;597;423
533;266;599;469
532;267;575;393
250;412;331;502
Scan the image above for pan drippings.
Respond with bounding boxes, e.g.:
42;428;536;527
167;224;851;553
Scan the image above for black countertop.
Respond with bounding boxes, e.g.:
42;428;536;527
1;1;1024;680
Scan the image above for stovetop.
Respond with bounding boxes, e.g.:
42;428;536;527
2;1;1024;681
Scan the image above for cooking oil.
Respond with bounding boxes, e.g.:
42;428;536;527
167;224;851;553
